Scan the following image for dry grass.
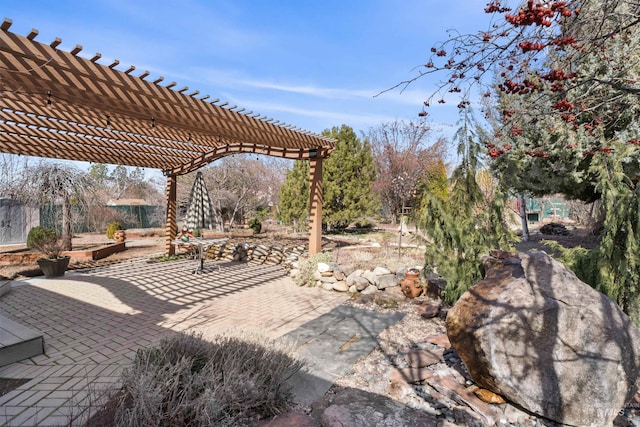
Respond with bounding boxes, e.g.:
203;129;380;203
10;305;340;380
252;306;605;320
88;331;303;427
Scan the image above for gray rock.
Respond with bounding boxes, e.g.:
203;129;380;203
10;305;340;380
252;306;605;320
341;264;356;277
446;251;640;427
319;276;337;283
406;348;444;368
345;269;363;286
311;387;438;426
321;282;335;291
361;285;378;295
376;273;399;290
333;270;345;281
373;266;391;276
362;270;379;286
353;276;370;291
332;281;349;292
317;262;331;273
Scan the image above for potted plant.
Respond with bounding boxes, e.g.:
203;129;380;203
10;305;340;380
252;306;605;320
28;227;71;278
401;267;424;298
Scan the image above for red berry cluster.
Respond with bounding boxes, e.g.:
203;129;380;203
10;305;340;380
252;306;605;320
541;69;576;82
552;99;574;111
498;79;540;95
506;1;575;28
519;41;546;52
510;126;524;136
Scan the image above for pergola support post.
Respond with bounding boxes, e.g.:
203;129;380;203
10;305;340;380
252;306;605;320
165;174;178;256
308;157;323;255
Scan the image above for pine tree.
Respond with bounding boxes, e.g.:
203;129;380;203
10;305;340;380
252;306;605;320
322;125;379;229
277;160;309;232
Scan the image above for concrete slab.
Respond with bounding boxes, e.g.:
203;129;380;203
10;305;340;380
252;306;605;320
285;305;404;406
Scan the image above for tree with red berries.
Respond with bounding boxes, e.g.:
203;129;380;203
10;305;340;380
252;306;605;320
402;0;640;318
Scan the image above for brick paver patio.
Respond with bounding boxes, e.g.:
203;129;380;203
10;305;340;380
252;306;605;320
0;256;348;426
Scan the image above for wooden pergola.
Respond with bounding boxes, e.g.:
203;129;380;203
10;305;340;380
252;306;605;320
0;19;334;255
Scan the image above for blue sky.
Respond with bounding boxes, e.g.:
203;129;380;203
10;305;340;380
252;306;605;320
4;0;493;142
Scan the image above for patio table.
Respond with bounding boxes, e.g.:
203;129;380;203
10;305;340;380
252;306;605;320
172;237;228;274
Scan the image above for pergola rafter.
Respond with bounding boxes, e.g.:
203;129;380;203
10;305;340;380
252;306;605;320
0;19;333;255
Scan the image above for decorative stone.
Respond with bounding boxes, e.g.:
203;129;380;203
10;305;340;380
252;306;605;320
362;270;379;286
406;348;444;368
345;269;363;286
472;388;506;404
348;284;358;293
389;367;434;384
373;266;391;276
321;282;335;291
332;281;349;292
425;334;451;350
361;285;377;295
341;264;356;277
317;262;331;273
319;276;337;284
353;276;370;291
427;373;497;426
312;270;322;281
376;273;398;290
320;271;334;277
311;387;438;426
333;270;345;281
446;251;640;427
289;269;298;278
420;303;441;319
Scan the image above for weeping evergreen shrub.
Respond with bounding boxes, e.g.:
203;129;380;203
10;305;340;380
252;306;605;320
419;112;514;305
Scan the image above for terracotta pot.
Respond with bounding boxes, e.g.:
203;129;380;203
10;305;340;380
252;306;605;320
37;256;71;278
401;270;423;298
113;229;126;243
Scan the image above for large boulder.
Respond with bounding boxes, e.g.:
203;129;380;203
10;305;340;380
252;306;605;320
446;251;640;427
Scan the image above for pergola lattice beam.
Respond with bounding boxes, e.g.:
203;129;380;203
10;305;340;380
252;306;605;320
0;18;334;256
0;18;335;175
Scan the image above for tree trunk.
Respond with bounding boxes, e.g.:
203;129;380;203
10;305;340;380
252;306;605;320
61;192;73;250
518;194;529;242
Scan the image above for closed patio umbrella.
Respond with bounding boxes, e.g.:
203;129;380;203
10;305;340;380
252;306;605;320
184;171;215;231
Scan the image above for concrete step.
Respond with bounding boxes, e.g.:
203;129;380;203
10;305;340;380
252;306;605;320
0;315;44;367
0;280;10;297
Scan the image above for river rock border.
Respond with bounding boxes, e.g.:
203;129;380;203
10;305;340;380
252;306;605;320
204;242;445;296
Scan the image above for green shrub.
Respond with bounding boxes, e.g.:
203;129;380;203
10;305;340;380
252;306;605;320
106;221;124;239
108;332;302;426
27;226;57;248
248;218;262;234
542;240;599;288
294;252;334;287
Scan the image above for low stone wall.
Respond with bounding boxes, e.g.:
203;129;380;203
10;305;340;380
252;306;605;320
204;241;307;268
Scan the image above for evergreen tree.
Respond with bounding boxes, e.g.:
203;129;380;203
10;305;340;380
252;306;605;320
419;111;513;305
277;160;309;232
322;125;379;229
